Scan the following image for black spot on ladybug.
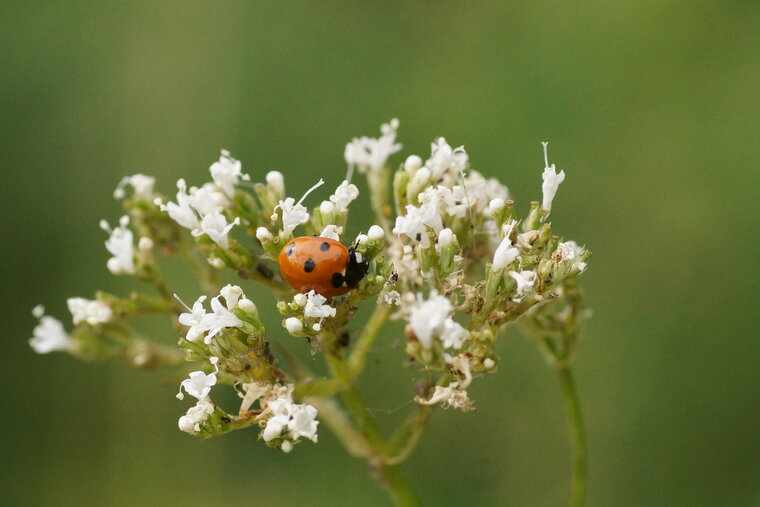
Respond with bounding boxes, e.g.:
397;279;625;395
320;242;330;251
304;258;316;273
331;272;345;288
286;243;295;256
415;233;422;241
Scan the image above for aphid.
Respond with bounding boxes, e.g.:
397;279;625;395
278;236;369;297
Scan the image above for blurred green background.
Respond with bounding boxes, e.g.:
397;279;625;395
2;1;759;505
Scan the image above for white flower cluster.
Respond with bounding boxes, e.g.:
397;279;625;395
156;151;245;248
409;293;469;350
100;216;136;275
239;383;319;452
285;290;337;334
113;174;156;200
176;285;249;344
270;179;324;237
344;118;402;173
67;297;112;325
177;357;219;434
393;147;507;250
416;354;475;411
29;305;73;354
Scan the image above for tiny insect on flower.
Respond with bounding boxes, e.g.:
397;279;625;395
277;236;369;297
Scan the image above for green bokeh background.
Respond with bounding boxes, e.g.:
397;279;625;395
2;1;758;506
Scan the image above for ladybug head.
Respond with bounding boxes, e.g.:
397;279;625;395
344;246;370;289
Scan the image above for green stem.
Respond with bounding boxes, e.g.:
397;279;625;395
377;463;421;507
383;404;432;465
293;304;392;398
558;365;586;507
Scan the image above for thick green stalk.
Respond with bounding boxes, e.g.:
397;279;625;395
558;365;586;507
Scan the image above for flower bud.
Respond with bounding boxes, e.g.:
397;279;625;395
266;171;285;198
437;228;454;249
293;293;307;307
138;237;154;252
319;200;335;216
256;227;273;243
368;225;385;241
285;317;303;334
238;298;257;314
404;155;423;173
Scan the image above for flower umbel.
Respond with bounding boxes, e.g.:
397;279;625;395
30;123;591;505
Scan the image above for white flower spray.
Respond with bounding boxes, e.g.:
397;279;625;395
30;123;591;504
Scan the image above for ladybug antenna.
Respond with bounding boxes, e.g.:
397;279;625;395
541;141;550;168
296;179;325;206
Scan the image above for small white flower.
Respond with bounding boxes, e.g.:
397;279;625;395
100;216;136;274
187;183;229;216
303;290;336;319
285;317;303;334
439;318;469;349
319;224;343;241
492;237;520;271
203;296;244;343
176;294;209;343
344;119;402;173
67;298;112;325
508;270;537;300
159;179;201;230
114;174;156;200
192;211;240;249
409;293;455;349
273;179;324;236
555;241;583;261
426;137;468;182
219;284;243;310
329;180;359;212
540;142;565;212
178;400;215;434
275;198;309;236
210;150;249;197
176;357;219;401
393;205;429;246
293;293;307;307
29;308;74;354
289;404;319;443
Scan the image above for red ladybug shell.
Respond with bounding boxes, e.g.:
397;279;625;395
278;237;351;297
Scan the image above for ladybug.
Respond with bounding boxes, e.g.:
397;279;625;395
278;236;369;297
